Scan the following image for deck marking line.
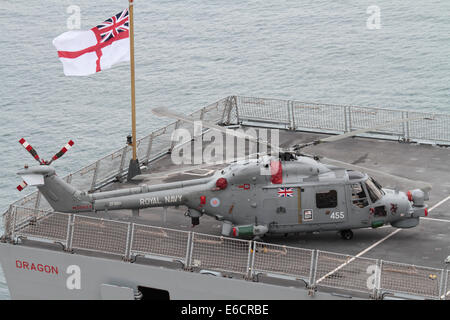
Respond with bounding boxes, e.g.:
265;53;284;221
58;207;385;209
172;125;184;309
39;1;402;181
428;195;450;212
315;194;450;285
422;217;450;223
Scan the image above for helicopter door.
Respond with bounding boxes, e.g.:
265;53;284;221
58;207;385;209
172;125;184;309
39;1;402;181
302;186;348;224
262;187;301;225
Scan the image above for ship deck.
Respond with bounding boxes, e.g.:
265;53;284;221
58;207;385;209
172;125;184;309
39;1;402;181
6;126;450;299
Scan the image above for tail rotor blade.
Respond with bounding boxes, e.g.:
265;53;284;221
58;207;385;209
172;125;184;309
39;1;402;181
16;180;28;192
48;140;74;164
19;138;42;164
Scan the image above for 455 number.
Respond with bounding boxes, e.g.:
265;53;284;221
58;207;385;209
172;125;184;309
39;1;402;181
330;211;345;220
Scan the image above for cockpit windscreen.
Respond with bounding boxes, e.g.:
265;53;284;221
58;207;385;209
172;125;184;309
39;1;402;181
365;177;384;203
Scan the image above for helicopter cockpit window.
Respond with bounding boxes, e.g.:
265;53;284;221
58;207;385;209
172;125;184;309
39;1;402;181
365;178;383;203
316;190;337;209
351;183;369;208
370;178;385;198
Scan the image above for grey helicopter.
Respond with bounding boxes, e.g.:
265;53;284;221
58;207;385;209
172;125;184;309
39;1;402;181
16;110;432;240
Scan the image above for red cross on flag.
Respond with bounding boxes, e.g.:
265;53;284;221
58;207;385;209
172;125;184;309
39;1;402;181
53;9;130;76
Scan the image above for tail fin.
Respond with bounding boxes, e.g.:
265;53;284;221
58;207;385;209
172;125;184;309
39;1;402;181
17;166;92;213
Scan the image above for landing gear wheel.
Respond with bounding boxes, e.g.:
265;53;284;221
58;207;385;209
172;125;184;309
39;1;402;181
340;229;353;240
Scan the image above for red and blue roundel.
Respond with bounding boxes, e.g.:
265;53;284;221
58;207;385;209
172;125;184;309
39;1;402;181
210;197;221;207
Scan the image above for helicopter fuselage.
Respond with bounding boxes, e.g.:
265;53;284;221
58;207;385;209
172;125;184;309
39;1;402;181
19;156;428;239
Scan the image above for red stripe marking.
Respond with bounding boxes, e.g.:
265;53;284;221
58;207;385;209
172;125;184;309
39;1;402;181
57;32;129;58
270;160;283;184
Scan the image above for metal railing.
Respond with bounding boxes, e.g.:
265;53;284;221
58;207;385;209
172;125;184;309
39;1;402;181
379;260;443;299
251;242;314;284
236;96;450;144
3;205;448;300
189;233;252;276
130;224;191;263
313;250;379;296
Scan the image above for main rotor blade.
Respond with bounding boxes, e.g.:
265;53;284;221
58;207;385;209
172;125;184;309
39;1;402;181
152;107;282;153
320;156;432;192
295;115;434;149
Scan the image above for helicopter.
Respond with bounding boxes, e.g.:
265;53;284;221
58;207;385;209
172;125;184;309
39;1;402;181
15;110;432;240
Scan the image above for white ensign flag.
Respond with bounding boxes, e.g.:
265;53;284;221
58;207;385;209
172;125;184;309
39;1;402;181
53;9;130;76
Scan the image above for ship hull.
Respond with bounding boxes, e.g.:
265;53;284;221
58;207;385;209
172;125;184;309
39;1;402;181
0;243;346;300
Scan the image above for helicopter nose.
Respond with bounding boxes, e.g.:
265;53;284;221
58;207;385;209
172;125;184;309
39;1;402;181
406;189;429;218
407;189;426;207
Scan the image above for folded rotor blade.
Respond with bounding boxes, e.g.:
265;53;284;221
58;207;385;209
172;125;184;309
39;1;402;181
152;107;282;153
295;115;434;150
321;156;432;192
321;115;433;143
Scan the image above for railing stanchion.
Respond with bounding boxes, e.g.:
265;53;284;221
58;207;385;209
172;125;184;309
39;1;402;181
118;146;128;176
406;111;411;141
344;105;348;133
34;192;41;210
10;206;18;242
65;214;74;251
373;259;382;299
348;106;353;132
186;232;195;270
125;222;133;260
246;241;253;279
90;160;100;191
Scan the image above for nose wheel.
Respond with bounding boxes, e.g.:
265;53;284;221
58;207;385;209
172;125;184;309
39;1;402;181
340;229;353;240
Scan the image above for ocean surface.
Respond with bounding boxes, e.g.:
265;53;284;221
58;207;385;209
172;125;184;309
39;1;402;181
0;0;449;299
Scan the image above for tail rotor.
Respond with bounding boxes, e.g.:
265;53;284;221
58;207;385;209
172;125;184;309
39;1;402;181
16;138;75;191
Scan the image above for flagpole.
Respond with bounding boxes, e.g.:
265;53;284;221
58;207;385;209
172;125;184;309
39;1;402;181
127;0;141;181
